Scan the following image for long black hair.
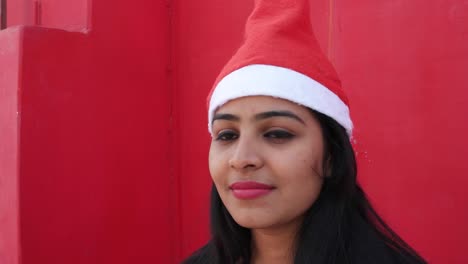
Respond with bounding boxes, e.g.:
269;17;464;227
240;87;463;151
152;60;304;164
184;109;427;264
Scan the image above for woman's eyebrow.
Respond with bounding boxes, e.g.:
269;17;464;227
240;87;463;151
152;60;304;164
212;113;240;123
212;110;305;125
255;110;305;124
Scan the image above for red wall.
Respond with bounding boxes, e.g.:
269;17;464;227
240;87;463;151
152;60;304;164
1;0;175;263
0;0;467;263
333;2;468;263
0;28;21;264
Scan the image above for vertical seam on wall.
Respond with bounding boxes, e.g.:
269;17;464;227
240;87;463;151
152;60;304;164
166;0;182;262
327;0;335;62
33;0;42;26
17;26;25;264
0;0;7;29
166;0;174;261
86;0;93;33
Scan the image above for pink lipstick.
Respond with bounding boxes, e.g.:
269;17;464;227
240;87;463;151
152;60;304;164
229;181;274;200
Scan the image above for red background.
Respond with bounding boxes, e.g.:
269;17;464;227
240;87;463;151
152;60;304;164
1;0;467;263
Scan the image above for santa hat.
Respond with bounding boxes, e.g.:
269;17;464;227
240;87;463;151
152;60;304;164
207;0;353;136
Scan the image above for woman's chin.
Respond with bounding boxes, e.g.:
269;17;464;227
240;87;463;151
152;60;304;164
231;213;278;229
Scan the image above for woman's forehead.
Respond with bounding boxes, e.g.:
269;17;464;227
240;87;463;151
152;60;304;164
216;96;306;114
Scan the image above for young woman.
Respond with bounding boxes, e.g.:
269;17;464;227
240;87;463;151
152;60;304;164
184;0;427;263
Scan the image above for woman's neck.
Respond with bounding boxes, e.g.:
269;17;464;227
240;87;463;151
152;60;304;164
250;218;302;264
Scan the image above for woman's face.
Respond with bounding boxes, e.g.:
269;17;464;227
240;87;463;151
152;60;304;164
209;96;325;229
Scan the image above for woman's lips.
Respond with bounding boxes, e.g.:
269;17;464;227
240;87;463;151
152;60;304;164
229;181;275;200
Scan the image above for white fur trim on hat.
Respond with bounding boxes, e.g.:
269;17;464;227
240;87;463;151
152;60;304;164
208;64;353;136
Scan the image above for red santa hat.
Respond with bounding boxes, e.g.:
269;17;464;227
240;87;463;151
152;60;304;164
207;0;353;136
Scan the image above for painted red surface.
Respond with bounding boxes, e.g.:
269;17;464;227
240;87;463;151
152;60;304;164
0;27;21;264
7;0;88;30
333;2;468;263
0;0;467;263
1;0;174;264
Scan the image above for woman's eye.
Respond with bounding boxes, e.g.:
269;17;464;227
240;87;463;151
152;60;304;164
215;131;238;141
264;130;294;143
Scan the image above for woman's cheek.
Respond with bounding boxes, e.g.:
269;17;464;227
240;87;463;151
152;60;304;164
209;147;226;185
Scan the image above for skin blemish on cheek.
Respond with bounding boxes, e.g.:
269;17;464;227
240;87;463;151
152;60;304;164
310;165;323;178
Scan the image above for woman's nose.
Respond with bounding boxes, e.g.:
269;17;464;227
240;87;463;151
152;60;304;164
228;136;264;171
